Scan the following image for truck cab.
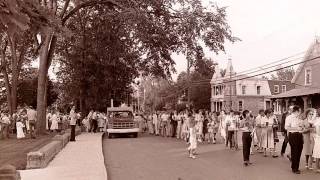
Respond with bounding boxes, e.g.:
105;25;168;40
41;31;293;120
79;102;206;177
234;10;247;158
106;106;139;138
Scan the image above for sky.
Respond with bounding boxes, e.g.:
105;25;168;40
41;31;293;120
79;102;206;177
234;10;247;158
172;0;320;80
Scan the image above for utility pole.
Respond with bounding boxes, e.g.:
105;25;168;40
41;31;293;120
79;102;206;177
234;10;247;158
229;66;232;111
187;56;191;109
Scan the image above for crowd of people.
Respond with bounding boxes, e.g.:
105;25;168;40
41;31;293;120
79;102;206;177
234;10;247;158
0;105;108;141
1;103;320;174
142;106;320;174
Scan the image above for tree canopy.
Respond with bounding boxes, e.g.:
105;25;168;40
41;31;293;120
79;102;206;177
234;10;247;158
0;0;237;131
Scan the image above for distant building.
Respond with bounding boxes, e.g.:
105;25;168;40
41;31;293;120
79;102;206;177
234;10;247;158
271;39;320;112
211;58;295;115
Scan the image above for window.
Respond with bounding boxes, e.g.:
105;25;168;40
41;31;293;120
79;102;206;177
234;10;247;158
305;68;312;85
257;86;261;95
238;101;243;112
242;85;246;95
274;85;279;93
282;85;286;93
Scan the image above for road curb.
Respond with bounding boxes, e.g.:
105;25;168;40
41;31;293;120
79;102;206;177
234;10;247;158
26;128;81;169
101;133;108;180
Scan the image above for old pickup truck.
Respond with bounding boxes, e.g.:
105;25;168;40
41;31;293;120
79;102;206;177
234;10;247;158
106;106;139;138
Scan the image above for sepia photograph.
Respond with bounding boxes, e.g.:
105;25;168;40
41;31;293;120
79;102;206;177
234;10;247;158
0;0;320;180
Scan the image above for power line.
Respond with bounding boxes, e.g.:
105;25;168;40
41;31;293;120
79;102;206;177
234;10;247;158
232;51;305;75
161;55;320;99
191;54;305;84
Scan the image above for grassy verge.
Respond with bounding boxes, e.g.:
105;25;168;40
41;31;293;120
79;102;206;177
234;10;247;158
0;133;56;170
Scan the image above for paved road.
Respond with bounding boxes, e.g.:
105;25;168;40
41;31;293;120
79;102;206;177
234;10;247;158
103;133;319;180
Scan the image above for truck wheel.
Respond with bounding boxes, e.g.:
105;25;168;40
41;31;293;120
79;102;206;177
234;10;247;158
133;132;138;138
108;133;113;139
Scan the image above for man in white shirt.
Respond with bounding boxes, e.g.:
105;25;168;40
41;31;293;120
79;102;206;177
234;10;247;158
161;112;169;137
225;110;236;149
284;105;303;174
153;112;159;136
69;106;77;141
27;106;37;139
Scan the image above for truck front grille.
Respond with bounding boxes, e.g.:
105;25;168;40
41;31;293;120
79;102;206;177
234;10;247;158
110;122;135;129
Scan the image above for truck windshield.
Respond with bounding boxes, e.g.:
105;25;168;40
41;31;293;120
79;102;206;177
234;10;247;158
109;111;133;119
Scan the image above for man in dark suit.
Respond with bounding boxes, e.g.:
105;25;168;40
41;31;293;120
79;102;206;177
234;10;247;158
281;106;293;157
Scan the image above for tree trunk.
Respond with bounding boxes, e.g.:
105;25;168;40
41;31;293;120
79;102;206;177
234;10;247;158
36;32;52;134
3;67;13;115
8;36;19;114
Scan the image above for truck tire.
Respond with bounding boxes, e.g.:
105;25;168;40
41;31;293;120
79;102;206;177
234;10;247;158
108;133;113;139
133;132;138;138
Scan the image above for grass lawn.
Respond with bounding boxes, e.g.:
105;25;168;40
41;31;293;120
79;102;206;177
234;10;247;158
0;133;56;170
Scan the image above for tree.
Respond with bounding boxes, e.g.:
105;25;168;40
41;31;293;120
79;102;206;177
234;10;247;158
0;28;35;115
271;66;295;81
1;0;237;133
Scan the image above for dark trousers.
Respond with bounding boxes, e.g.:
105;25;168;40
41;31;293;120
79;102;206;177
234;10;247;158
227;131;235;148
281;131;289;154
89;120;98;133
70;125;76;141
242;132;252;162
29;120;36;138
288;133;303;171
1;124;10;139
172;122;177;137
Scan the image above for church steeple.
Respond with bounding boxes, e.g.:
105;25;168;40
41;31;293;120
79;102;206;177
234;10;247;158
225;57;235;78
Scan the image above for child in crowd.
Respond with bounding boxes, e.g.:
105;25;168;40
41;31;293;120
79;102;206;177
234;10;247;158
16;119;25;139
188;114;197;159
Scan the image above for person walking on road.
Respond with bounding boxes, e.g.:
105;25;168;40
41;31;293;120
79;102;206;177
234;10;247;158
69;106;77;142
302;108;316;169
187;114;197;159
285;105;304;174
281;106;293;158
153;112;159;136
312;109;320;173
27;106;37;139
240;110;255;166
255;109;264;152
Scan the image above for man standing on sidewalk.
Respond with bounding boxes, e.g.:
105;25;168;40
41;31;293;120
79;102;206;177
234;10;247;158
69;106;77;142
27;106;37;139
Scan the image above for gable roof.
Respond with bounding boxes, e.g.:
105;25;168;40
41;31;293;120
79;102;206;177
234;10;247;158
291;39;320;84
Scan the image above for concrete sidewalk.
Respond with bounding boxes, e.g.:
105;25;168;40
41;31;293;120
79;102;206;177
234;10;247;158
20;133;107;180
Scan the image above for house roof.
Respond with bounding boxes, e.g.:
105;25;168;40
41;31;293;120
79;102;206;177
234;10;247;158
291;38;320;84
271;87;320;99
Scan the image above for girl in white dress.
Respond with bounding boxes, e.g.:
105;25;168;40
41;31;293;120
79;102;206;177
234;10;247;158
188;115;197;159
16;119;25;139
312;115;320;172
50;112;60;132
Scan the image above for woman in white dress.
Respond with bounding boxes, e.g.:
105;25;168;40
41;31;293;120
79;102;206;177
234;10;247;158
187;115;197;159
312;111;320;173
218;110;227;144
50;112;60;132
261;109;277;157
16;119;25;139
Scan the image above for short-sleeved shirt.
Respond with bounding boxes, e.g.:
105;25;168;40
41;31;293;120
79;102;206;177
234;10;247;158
27;109;37;121
285;113;303;132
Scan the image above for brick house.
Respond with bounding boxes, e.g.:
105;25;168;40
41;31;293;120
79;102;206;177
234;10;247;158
211;59;280;115
271;39;320;112
267;80;295;114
